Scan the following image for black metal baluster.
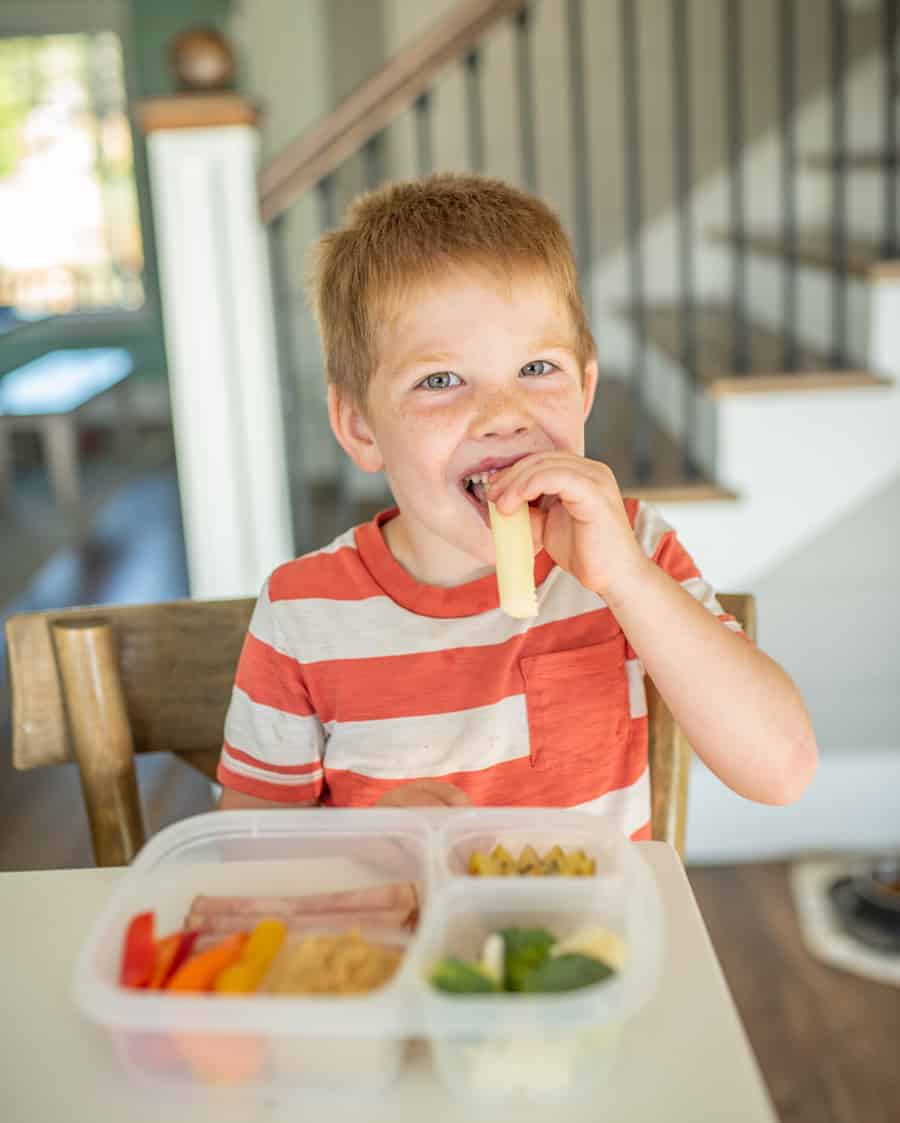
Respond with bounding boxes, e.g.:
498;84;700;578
316;174;337;232
566;0;593;313
414;91;434;177
465;48;485;173
621;0;649;482
883;0;898;257
725;0;748;373
830;0;848;367
316;173;352;537
363;131;384;190
779;0;797;369
514;5;538;192
672;0;698;477
268;212;311;554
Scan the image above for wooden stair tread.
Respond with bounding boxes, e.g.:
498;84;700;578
806;150;899;171
629;302;892;396
587;376;736;502
709;229;900;281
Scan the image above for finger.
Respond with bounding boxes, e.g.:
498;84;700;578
488;455;598;506
433;784;472;807
378;788;445;808
493;464;601;518
406;780;472;806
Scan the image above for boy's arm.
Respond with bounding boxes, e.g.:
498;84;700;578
604;559;817;806
487;456;818;807
218;788;317;811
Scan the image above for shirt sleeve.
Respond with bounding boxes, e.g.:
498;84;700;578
217;576;325;802
628;499;747;637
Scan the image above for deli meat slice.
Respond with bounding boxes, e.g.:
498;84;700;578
184;882;420;937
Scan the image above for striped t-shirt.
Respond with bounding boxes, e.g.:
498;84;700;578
217;501;742;839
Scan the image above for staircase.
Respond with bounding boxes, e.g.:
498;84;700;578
247;0;899;591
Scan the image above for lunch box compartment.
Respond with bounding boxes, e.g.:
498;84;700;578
72;808;662;1103
437;807;631;883
413;874;661;1102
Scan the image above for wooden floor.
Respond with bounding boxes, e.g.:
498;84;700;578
688;864;900;1123
1;442;898;1122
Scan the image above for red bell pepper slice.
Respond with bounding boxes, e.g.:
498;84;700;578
147;930;199;990
120;911;156;988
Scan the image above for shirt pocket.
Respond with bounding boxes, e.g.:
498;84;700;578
519;635;631;773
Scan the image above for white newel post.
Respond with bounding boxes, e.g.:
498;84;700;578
138;95;294;599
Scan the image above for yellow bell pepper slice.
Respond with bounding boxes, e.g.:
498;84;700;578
214;918;287;994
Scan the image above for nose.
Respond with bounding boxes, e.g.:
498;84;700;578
469;389;533;440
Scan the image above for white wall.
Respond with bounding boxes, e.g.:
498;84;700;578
754;473;900;754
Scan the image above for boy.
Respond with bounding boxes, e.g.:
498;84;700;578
217;174;817;838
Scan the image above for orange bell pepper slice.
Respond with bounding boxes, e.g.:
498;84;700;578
166;932;248;993
148;930;199;990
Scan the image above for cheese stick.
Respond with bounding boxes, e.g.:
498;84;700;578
488;500;538;618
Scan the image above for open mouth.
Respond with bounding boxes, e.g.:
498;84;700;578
460;467;544;525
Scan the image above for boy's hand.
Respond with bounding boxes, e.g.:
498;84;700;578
487;452;649;600
376;780;472;808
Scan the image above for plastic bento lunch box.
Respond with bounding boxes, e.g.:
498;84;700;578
72;808;664;1104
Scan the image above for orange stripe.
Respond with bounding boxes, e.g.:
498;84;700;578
306;609;625;723
322;719;647;807
268;548;378;603
653;528;701;583
235;632;315;716
630;820;652;841
217;762;321;804
223;742;321;776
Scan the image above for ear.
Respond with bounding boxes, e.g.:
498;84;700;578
581;357;599;420
327;385;384;473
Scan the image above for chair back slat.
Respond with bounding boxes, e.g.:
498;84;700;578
7;598;254;771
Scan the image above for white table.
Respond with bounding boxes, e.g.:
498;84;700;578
4;843;777;1122
0;347;134;521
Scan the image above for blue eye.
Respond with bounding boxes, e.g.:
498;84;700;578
419;371;461;390
521;360;556;377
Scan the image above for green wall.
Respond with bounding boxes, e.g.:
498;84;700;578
0;0;235;382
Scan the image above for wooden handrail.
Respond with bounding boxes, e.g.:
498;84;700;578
258;0;523;225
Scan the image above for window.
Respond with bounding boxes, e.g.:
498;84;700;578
0;32;144;326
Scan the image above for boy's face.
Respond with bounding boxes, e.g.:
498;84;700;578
329;266;598;586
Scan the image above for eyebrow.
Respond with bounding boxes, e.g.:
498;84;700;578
525;339;578;355
391;339;578;376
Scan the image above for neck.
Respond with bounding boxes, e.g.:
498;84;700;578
382;513;494;587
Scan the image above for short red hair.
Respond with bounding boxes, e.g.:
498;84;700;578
308;173;595;410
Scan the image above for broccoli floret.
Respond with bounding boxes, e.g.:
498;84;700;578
520;953;615;993
430;957;500;994
499;927;556;991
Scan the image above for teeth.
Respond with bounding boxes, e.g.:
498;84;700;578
463;469;498;487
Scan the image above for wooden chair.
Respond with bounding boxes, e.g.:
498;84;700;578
5;593;755;866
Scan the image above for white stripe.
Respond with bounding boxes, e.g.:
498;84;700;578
221;745;323;787
571;767;651;837
323;694;531;779
265;568;609;664
681;575;723;614
309;525;359;557
631;501;672;559
681;576;746;634
224;686;324;766
626;657;647;718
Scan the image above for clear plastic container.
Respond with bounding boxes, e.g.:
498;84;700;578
413;868;662;1103
72;808;663;1103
